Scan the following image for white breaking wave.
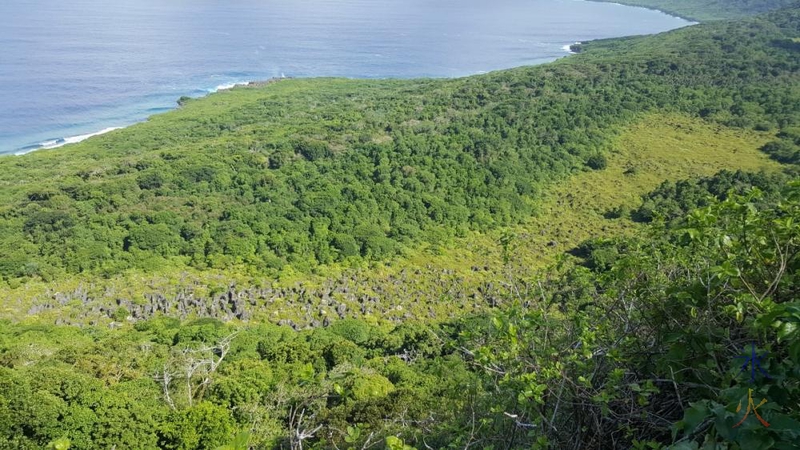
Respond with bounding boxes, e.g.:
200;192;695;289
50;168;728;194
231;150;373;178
208;81;251;93
12;80;257;156
562;42;581;54
14;127;124;155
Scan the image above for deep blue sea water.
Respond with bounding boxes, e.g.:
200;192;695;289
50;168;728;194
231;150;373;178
0;0;692;155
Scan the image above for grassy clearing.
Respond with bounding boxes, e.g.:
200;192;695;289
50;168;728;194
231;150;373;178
523;113;781;253
399;113;782;273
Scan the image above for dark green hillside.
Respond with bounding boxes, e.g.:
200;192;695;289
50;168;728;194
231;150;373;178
0;8;798;286
1;177;798;450
590;0;798;21
0;7;799;450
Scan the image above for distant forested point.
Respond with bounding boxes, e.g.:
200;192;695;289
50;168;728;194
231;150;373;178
589;0;799;21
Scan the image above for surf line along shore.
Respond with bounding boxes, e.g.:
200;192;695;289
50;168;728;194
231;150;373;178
178;76;293;107
14;77;294;156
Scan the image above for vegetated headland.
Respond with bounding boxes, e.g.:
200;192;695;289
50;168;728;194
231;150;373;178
0;2;798;449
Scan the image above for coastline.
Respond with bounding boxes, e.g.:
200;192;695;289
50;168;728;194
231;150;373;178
582;0;703;23
13;127;124;156
7;77;291;157
561;42;582;54
4;0;694;158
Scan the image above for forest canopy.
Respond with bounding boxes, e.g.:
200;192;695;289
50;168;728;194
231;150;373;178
0;4;799;450
0;6;798;285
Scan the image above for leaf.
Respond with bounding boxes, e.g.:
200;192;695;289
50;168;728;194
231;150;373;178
668;441;699;450
345;425;361;443
714;414;736;442
712;261;739;278
738;430;774;450
386;436;403;448
214;432;250;450
789;340;800;364
47;438;71;450
774;445;800;450
491;317;503;330
777;321;797;342
766;415;800;435
232;432;250;449
681;402;710;436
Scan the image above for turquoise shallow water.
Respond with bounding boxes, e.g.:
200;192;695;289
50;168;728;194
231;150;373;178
0;0;692;154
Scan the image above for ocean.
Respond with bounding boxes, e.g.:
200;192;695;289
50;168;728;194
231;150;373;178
0;0;692;155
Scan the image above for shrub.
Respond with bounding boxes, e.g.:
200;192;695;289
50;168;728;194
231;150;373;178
294;139;331;161
586;154;608;170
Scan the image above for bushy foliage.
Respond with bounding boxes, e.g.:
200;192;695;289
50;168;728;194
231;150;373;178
631;170;788;223
0;7;798;285
2;178;798;449
0;6;799;450
761;127;800;165
459;180;800;449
